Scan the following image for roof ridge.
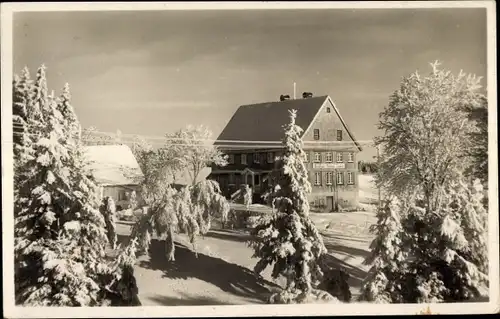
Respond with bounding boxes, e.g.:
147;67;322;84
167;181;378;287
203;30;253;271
238;95;329;108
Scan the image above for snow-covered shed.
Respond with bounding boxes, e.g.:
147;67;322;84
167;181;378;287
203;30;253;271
83;144;144;210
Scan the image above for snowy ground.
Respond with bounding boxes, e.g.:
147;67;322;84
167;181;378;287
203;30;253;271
117;174;379;305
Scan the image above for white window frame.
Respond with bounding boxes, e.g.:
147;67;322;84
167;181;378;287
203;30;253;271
314;172;322;186
336;172;344;185
348;152;354;163
241;153;247;165
267;152;274;163
325;152;333;163
347;172;354;185
304;152;309;163
228;154;234;164
326;172;333;185
253;153;260;164
314;152;321;163
337;152;343;163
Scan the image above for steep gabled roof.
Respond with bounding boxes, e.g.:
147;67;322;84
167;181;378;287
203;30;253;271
322;96;363;152
83;144;144;186
215;95;328;147
214;95;362;151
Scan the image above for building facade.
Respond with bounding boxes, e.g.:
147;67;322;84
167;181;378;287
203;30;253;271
208;94;362;212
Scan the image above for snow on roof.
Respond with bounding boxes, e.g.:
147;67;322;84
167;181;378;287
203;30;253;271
83;144;144;186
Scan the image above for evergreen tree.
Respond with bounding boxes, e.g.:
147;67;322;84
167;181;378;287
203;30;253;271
249;109;330;303
14;65;140;306
56;83;81;141
13;67;36;189
466;95;488;184
360;62;488;303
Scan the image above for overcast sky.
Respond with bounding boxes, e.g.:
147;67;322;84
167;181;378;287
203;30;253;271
13;8;487;161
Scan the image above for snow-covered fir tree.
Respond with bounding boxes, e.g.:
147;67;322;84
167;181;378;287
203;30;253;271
249;109;331;303
13;65;140;306
12;67;36;189
360;61;489;303
466;95;488;184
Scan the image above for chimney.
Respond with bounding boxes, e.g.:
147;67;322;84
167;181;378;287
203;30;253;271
280;94;291;102
302;92;313;98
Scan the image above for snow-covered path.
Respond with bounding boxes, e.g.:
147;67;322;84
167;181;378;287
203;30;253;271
117;174;379;305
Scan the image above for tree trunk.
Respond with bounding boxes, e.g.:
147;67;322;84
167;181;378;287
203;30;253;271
165;226;175;261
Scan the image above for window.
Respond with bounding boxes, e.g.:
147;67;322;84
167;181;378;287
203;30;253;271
336;172;344;185
118;190;127;201
255;174;261;186
314;152;321;163
337;152;343;163
337;130;343;141
347;172;354;185
241;154;247;165
304;152;310;162
326;172;333;185
348;152;354;163
229;173;235;185
326;107;331;113
314;172;322;186
228;154;234;164
325;152;333;163
313;129;320;140
267;152;274;163
253;153;260;164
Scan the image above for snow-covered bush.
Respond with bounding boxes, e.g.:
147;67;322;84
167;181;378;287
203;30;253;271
128;191;138;210
131;179;229;261
99;196;117;249
242;184;253;207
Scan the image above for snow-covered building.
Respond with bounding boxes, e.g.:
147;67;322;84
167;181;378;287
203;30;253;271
208;93;363;211
83;144;144;210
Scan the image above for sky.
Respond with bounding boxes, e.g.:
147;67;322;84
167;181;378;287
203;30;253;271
13;8;487;161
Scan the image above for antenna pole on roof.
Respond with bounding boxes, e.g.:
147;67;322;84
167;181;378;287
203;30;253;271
293;82;296;99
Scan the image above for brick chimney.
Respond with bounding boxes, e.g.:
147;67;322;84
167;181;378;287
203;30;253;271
280;94;291;101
